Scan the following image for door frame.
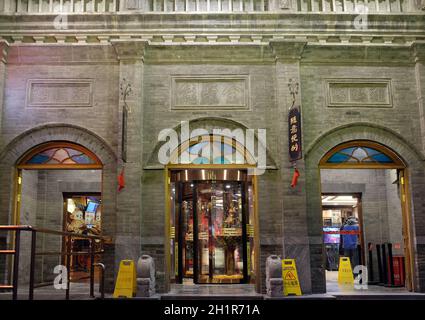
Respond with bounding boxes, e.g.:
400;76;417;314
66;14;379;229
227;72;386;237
10;141;104;285
319;140;415;291
164;164;260;292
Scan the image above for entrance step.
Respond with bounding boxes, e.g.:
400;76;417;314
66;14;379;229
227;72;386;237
162;284;263;300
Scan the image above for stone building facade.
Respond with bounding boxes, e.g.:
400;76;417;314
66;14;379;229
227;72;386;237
0;0;424;294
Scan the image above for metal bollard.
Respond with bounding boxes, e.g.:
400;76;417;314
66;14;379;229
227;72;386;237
367;242;378;285
387;243;395;287
381;243;388;286
376;244;384;285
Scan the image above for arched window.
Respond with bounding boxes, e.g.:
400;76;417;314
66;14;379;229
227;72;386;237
320;140;405;169
169;135;256;165
18;142;102;169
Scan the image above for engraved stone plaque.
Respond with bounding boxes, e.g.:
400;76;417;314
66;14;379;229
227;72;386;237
326;79;392;108
26;79;93;108
171;76;249;110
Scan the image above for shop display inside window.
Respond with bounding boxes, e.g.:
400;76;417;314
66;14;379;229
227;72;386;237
64;194;102;279
170;169;255;285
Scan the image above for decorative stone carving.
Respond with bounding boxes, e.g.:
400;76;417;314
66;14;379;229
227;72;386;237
171;76;249;110
26;79;93;108
325;79;392;108
279;0;291;9
415;0;425;10
288;78;299;108
126;0;141;10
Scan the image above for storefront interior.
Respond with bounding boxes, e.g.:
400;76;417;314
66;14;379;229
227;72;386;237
168;168;256;285
17;169;102;284
321;169;408;292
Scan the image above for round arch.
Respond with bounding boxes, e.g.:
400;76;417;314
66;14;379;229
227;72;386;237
319;140;406;169
305;123;425;293
169;134;257;166
17;141;103;170
305;122;424;167
145;116;277;169
0;124;118;289
0;123;117;235
0;123;116;166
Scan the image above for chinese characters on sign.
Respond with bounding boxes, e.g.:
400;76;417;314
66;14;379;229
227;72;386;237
288;106;302;162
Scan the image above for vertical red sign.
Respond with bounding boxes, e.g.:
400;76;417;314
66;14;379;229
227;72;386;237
288;106;302;162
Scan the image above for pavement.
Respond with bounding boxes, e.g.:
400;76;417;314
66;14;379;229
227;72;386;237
1;275;425;300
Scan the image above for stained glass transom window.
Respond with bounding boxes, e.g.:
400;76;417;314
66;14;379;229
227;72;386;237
25;147;96;165
179;140;247;164
326;146;394;164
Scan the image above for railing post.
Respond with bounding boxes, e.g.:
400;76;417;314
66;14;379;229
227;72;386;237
90;239;95;298
12;230;21;300
29;229;36;300
65;235;71;300
94;263;105;299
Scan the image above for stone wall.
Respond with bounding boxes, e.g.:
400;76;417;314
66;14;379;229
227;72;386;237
0;29;423;295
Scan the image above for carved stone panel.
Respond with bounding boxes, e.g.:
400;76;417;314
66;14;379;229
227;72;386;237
26;79;93;108
171;76;249;110
325;79;392;108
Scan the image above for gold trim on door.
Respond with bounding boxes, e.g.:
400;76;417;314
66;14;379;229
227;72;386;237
164;164;261;292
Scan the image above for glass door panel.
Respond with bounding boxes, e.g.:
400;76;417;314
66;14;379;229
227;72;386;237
181;183;194;280
171;169;253;285
196;183;212;283
195;181;246;284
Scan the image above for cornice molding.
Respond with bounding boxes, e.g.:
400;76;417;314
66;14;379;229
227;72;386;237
5;34;424;47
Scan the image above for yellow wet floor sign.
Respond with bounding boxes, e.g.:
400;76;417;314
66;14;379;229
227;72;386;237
113;260;136;298
338;257;354;285
282;259;302;296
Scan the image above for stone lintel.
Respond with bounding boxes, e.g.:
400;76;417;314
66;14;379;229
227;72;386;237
111;39;149;61
270;40;307;62
413;41;425;62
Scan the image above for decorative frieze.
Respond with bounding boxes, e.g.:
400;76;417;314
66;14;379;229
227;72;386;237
325;79;392;108
171;75;249;110
26;79;93;108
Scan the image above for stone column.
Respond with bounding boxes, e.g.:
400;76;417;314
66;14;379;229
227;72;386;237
270;40;316;294
0;1;15;13
111;39;147;288
414;42;425;154
0;41;9;147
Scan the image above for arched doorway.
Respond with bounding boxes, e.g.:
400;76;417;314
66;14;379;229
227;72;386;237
164;135;260;290
13;141;103;284
318;140;414;291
